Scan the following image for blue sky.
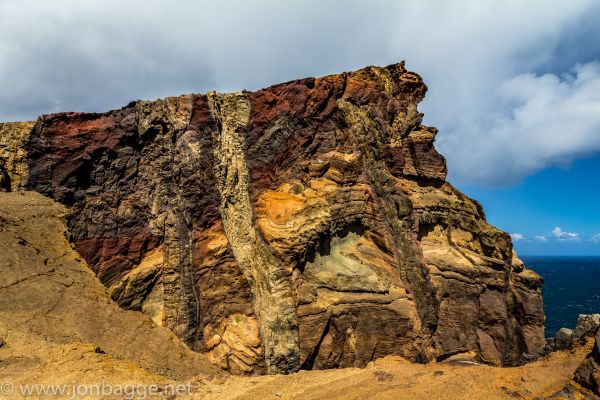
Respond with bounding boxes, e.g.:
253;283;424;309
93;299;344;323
0;0;599;255
459;153;600;256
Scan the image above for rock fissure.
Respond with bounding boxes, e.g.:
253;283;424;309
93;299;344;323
0;269;56;290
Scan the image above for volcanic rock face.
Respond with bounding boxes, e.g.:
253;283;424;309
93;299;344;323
0;62;545;374
0;191;223;383
0;121;35;191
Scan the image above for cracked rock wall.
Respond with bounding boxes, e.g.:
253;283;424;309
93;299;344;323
0;62;545;374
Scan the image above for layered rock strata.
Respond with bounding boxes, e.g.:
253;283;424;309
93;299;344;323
0;62;545;374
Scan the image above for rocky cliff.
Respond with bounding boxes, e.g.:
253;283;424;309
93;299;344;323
0;62;545;374
0;191;223;387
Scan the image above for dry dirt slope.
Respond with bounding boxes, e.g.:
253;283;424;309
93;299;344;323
196;346;594;400
0;191;223;397
0;191;596;400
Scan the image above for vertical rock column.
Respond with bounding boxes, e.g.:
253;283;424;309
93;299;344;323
338;99;439;352
0;122;35;191
158;207;199;346
137;98;200;347
208;91;300;374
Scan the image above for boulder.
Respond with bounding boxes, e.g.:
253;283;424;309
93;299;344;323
555;328;574;350
573;314;600;342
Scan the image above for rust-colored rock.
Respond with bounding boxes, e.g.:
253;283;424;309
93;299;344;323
0;62;545;374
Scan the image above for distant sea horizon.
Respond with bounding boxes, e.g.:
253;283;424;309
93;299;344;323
520;255;600;338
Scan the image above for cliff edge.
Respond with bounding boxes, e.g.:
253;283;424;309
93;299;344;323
0;62;545;375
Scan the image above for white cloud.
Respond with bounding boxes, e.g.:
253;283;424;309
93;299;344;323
438;63;600;184
0;0;599;186
534;235;548;242
511;233;525;241
386;0;600;185
591;233;600;243
552;226;581;241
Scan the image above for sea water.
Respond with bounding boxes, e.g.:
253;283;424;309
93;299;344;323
521;256;600;338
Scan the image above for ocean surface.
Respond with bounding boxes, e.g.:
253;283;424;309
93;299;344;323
521;256;600;338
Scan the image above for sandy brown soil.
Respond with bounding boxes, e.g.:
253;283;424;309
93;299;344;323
194;343;593;400
0;192;221;398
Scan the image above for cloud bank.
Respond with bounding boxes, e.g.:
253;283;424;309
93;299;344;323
0;0;599;185
513;228;600;244
552;226;581;241
439;63;600;184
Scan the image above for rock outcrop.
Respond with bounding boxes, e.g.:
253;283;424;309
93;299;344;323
573;330;600;396
550;314;600;352
550;315;600;398
0;121;35;191
0;191;222;385
0;62;545;374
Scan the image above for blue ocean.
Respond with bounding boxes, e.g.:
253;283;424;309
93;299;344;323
521;256;600;338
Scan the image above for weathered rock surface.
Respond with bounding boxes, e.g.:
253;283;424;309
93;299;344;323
573;315;600;341
0;62;545;374
546;315;600;399
0;191;222;386
0;121;34;191
571;316;600;396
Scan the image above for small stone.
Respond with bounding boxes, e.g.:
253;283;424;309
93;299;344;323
373;371;394;382
554;328;573;350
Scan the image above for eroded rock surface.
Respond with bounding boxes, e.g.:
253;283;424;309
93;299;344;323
0;192;222;384
559;316;600;398
573;332;600;396
0;121;34;191
0;62;545;374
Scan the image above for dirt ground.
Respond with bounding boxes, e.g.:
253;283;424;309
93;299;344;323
194;342;593;400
